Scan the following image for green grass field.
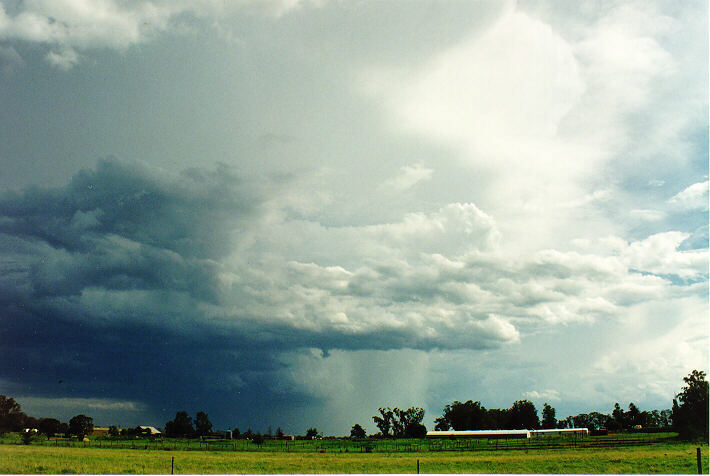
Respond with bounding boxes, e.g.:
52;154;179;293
0;436;707;473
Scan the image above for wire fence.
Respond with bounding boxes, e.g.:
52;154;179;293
21;432;677;454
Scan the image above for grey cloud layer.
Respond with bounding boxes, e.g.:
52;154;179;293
3;158;704;355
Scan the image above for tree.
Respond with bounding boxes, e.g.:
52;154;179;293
194;411;212;437
165;411;194;438
672;370;709;440
372;408;393;437
588;412;609;431
508;400;539;430
391;407;425;438
571;413;591;429
541;403;557;429
609;402;625;430
436;400;488;431
276;427;284;438
626;402;642;428
232;427;241;439
38;418;62;439
305;427;320;439
350;424;366;439
21;428;38;445
108;425;119;437
0;395;24;432
406;422;427;438
252;433;265;445
433;417;450;431
68;414;94;439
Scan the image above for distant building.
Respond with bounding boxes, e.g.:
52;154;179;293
139;426;162;436
530;428;589;437
426;429;531;439
426;428;590;439
90;427;110;437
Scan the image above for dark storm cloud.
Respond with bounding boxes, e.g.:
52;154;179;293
0;158;289;427
0;158;260;302
0;158;255;258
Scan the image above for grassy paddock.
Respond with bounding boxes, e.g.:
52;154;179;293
2;431;681;453
0;441;707;473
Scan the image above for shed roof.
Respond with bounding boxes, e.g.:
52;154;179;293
426;429;530;438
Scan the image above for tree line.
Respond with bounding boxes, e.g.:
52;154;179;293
347;370;707;441
2;370;707;442
0;397;95;441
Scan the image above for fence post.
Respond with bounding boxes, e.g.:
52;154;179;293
417;459;420;474
697;447;702;475
171;456;174;475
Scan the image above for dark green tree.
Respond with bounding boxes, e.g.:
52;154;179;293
672;370;709;440
305;427;319;439
626;402;642;428
391;407;425;438
609;403;625;430
433;416;450;431
571;413;591;429
194;411;212;437
21;428;38;445
276;427;284;438
372;408;393;437
541;403;556;429
406;422;427;438
508;400;539;429
436;400;488;430
350;424;366;439
588;412;610;430
68;414;94;439
165;411;194;437
108;425;119;437
0;395;24;432
38;418;62;439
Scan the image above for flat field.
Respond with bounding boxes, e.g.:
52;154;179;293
0;439;707;474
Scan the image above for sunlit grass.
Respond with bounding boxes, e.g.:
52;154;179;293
0;440;706;473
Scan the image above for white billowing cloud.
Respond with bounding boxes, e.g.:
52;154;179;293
370;7;584;166
380;164;433;192
361;2;697;253
523;389;561;401
208;191;706;350
590;294;708;403
362;5;590;219
622;232;707;280
669;180;709;211
0;0;322;68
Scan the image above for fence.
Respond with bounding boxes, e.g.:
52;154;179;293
30;431;676;454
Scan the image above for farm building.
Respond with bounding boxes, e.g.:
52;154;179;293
529;428;589;437
90;427;111;437
426;430;531;439
139;426;162;436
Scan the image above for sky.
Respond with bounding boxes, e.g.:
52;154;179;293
0;0;707;436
